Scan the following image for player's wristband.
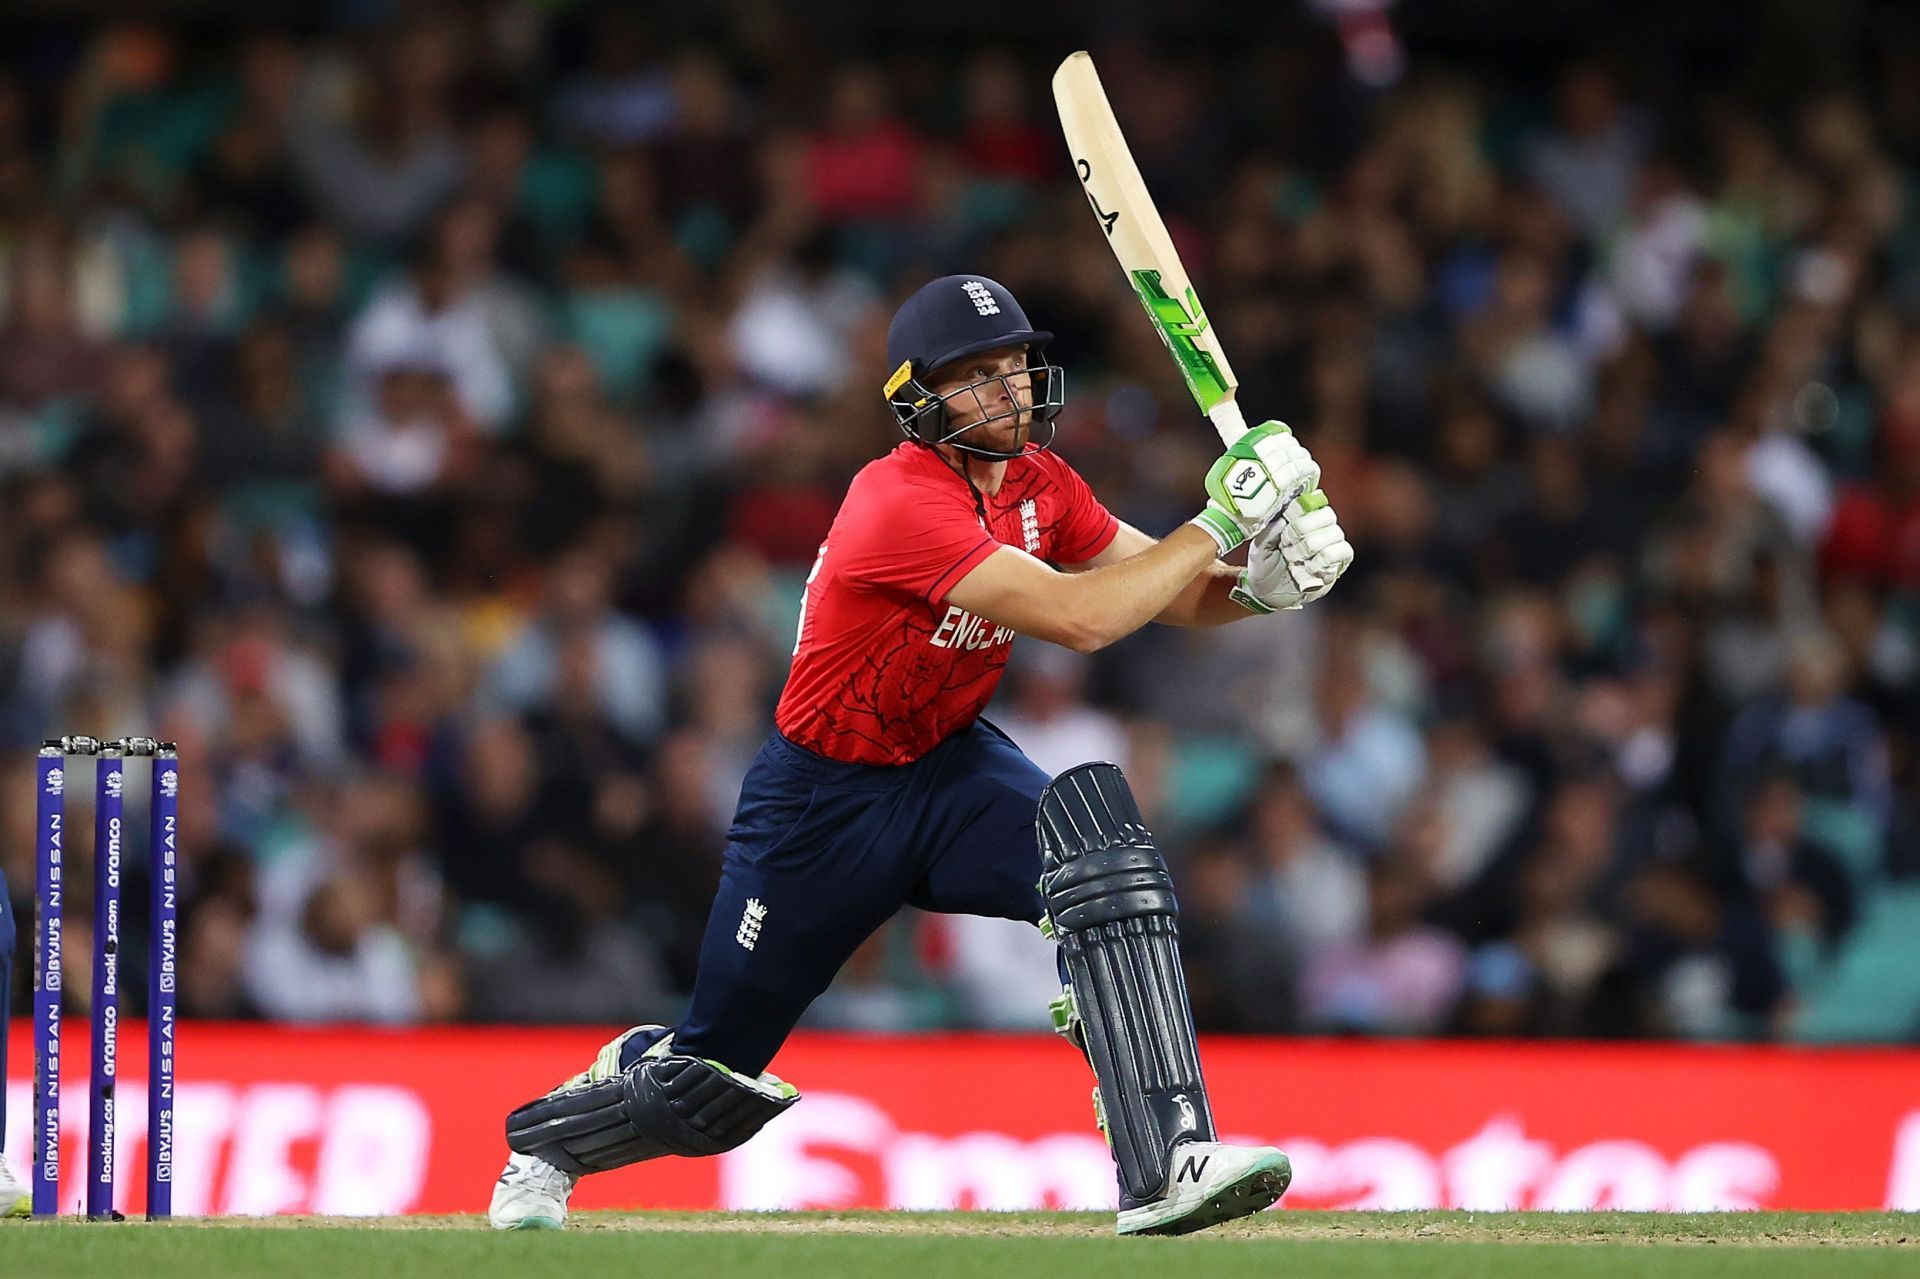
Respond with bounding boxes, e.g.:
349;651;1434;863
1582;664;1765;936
1229;571;1275;615
1188;506;1247;556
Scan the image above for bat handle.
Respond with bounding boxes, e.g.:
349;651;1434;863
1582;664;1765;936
1207;398;1248;445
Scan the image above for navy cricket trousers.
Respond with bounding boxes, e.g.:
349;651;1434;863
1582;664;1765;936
672;720;1052;1076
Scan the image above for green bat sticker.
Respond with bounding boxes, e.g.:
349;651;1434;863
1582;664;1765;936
1129;270;1231;413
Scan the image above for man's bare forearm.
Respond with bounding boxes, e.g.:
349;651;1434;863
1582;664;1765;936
1057;524;1222;650
1156;560;1255;627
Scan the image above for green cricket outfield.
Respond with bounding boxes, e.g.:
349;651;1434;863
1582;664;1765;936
6;1211;1918;1278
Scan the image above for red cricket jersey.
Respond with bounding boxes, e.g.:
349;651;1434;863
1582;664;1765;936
776;442;1120;764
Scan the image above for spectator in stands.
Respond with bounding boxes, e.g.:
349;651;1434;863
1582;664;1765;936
480;543;667;748
1241;761;1368;965
1718;628;1892;834
1300;634;1427;853
1722;770;1857;951
994;647;1130;776
1620;859;1789;1039
244;873;424;1024
341;236;515;435
1302;856;1467;1034
286;21;466;244
0;227;108;409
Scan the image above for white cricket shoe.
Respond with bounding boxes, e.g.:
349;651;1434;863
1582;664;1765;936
489;1151;577;1231
489;1024;667;1231
0;1158;29;1218
1115;1140;1291;1236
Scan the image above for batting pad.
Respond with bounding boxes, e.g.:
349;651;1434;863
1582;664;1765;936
505;1054;798;1175
1038;762;1217;1203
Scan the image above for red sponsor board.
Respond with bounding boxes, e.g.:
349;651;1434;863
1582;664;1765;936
6;1022;1920;1216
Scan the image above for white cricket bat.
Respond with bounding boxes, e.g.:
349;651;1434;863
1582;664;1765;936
1053;50;1248;445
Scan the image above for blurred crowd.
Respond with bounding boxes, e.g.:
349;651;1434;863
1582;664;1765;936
2;6;1919;1044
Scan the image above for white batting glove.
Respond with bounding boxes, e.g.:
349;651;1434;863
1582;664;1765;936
1231;490;1354;612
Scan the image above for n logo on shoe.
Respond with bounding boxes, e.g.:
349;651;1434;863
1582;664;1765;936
1177;1153;1210;1185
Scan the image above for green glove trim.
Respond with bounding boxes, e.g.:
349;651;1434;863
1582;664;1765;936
1230;572;1276;615
1189;506;1246;556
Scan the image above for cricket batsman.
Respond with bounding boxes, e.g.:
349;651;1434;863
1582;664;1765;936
490;275;1353;1235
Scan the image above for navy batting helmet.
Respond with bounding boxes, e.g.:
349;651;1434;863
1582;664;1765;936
882;274;1065;459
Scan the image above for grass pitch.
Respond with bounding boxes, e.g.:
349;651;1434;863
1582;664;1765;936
6;1211;1917;1278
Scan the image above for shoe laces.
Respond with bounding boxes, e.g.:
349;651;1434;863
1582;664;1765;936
510;1154;577;1195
